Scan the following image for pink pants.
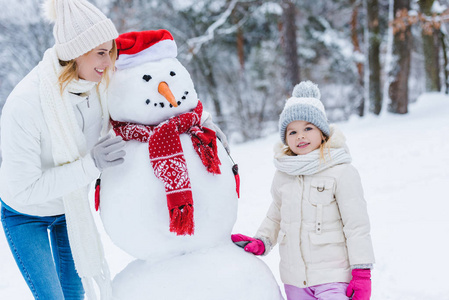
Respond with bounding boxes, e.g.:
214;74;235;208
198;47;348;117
284;282;349;300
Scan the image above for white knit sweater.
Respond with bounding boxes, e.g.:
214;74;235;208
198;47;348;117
0;66;101;216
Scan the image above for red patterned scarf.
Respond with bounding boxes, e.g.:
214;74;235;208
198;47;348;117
111;101;221;235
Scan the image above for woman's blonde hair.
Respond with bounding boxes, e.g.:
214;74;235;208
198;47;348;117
58;40;117;94
283;131;331;161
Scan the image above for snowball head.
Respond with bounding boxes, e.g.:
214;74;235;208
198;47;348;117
279;80;330;144
108;58;199;126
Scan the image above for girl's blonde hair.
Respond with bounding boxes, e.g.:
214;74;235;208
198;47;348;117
58;40;117;94
283;131;331;161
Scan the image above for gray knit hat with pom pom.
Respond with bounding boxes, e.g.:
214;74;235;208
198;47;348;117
279;80;330;144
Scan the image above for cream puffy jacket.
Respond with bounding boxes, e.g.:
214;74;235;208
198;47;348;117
0;67;102;216
256;131;375;288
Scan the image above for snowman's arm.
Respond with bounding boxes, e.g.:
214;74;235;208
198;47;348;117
201;111;230;154
200;110;211;125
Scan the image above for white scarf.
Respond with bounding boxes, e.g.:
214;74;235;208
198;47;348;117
273;125;352;176
38;47;112;300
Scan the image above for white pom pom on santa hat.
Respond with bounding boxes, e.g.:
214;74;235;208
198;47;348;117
115;29;178;70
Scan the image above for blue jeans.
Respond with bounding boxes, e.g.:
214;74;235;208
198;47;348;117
1;205;84;299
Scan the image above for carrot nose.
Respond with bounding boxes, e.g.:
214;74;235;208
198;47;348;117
158;82;178;107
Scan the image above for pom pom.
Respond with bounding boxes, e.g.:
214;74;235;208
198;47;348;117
41;0;57;22
292;80;321;100
328;125;347;148
273;141;288;158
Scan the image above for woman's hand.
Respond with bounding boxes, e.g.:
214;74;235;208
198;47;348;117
91;134;126;171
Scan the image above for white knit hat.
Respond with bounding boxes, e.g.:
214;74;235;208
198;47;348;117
43;0;119;61
279;81;330;144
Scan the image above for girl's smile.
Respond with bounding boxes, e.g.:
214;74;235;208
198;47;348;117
297;141;309;148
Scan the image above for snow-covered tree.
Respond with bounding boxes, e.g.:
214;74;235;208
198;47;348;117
0;0;53;110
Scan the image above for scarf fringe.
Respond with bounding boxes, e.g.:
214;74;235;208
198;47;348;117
94;265;113;300
169;204;194;236
81;259;112;300
191;127;221;174
82;277;96;300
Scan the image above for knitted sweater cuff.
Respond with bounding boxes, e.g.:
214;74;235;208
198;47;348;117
82;154;101;180
255;236;272;256
351;263;374;270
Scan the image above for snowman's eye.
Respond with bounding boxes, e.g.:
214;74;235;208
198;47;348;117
170;71;176;76
142;75;152;82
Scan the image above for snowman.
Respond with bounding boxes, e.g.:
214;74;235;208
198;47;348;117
99;30;283;299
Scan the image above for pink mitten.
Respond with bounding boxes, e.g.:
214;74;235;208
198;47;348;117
346;269;371;300
231;234;265;255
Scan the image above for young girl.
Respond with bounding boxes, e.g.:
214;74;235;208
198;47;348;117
0;0;123;299
232;81;375;300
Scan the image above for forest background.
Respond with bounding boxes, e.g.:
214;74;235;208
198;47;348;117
0;0;448;143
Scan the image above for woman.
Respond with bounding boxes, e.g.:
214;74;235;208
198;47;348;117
0;0;123;299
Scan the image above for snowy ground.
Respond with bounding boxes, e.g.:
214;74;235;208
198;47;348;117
1;93;448;299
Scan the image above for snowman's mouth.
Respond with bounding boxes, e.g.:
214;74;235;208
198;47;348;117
168;101;182;108
155;100;181;108
151;90;190;108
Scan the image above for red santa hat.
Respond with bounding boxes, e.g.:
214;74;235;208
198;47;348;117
115;29;177;70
